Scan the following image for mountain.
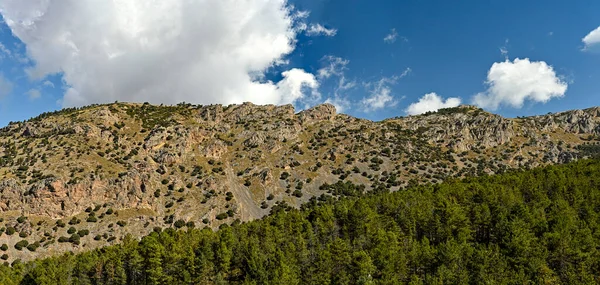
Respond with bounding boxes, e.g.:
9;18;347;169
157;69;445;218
1;102;600;262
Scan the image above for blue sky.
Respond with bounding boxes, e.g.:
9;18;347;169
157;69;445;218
0;0;599;127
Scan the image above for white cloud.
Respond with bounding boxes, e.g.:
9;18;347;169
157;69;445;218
0;0;320;107
318;55;355;112
0;42;11;58
0;74;12;99
27;88;41;100
499;39;509;58
360;77;399;112
405;92;461;115
42;80;54;88
399;67;412;78
305;23;337;37
472;58;567;110
582;26;600;50
317;55;349;79
384;28;398;43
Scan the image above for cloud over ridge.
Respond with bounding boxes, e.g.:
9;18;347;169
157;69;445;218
472;58;567;110
0;0;320;107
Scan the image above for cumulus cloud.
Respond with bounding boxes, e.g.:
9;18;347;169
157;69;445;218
0;0;319;107
472;58;567;110
27;88;41;100
583;26;600;50
405;92;461;115
305;24;337;37
0;74;12;99
360;76;399;112
383;28;398;43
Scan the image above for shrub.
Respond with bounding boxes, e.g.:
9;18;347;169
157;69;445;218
280;172;290;180
14;240;29;251
0;244;7;251
69;234;81;245
5;227;15;236
67;227;76;234
1;254;7;260
18;231;28;238
216;213;228;220
16;216;27;223
26;243;38;252
174;219;186;229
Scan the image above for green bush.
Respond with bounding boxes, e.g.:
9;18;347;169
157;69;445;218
14;240;28;251
174;219;185;229
5;227;15;235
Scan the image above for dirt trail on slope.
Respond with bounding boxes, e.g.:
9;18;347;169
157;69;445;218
225;166;264;221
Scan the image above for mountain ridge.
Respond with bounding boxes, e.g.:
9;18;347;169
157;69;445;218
1;101;600;262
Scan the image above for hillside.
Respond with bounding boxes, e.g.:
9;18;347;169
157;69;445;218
0;102;600;262
2;159;600;284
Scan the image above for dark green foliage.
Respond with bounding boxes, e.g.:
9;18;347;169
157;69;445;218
5;227;15;235
173;219;185;229
26;243;38;252
0;244;7;251
5;160;600;284
16;216;27;223
14;240;28;251
280;171;290;180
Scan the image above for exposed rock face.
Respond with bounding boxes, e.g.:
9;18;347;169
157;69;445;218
0;102;600;262
298;103;337;124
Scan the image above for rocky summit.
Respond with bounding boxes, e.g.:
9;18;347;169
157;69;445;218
0;102;600;262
